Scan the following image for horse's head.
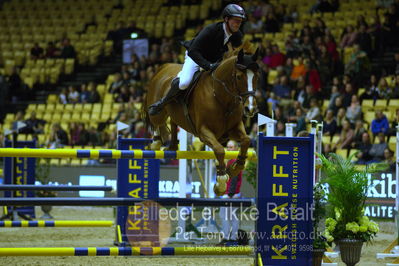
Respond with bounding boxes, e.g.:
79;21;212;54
234;48;260;118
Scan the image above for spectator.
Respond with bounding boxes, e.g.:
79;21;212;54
351;119;367;149
369;132;388;162
325;34;339;58
47;123;69;148
219;140;243;245
269;45;286;68
60;38;76;59
30;43;44;59
290;56;307;81
294;107;307;135
332;119;354;150
267;92;279;111
305;98;321;122
87;82;100;103
342;83;356;108
80;84;90;103
76;123;89;146
346;95;361;125
109;72;124;94
371;110;390;136
272;75;291;99
376;77;391;99
340;25;358;49
24;112;45;134
67;86;80;104
69;122;80;146
87;126;102;146
355;132;373;164
243;14;264;34
356;24;372;56
45;41;59;58
360;74;379;100
323;109;337;136
336;107;347;134
59;87;68;104
12;111;25;132
115;85;130;103
328;85;341;110
383;148;396;172
345;44;369;77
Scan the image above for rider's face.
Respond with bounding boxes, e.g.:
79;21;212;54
227;17;243;33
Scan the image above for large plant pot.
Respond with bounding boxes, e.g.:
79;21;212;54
337;239;364;266
312;248;326;266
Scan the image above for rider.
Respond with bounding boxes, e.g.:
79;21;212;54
148;4;246;116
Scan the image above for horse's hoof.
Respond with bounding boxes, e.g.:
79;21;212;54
214;174;229;196
149;141;162;150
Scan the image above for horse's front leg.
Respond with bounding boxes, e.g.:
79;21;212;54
166;122;179;151
227;121;251;177
199;126;228;196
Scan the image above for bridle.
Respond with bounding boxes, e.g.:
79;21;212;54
211;60;258;117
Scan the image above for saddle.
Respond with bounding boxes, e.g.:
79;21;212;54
175;70;203;135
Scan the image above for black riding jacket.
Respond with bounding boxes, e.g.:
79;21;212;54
182;22;243;71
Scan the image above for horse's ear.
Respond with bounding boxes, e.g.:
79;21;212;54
252;48;259;61
237;49;244;63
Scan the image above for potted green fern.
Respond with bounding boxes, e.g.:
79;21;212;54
318;153;387;266
312;182;328;266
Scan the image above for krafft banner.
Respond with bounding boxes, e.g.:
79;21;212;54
257;134;314;265
117;138;160;246
4;140;36;218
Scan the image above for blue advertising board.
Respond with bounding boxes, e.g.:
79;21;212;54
256;133;314;265
4;140;36;218
116;137;160;246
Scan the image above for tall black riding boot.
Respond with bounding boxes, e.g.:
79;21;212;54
148;78;181;116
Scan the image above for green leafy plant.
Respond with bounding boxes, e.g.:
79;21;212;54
313;182;328;249
318;152;387;243
243;161;257;189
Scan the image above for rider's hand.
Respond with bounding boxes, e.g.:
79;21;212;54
209;63;220;71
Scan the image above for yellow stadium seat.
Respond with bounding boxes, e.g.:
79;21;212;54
363;111;375;125
71;113;81;122
374;99;388;110
361;99;374;111
336;149;348;159
322;135;331;144
47;94;58;104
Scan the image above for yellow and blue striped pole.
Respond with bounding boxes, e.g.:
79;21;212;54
0;220;113;227
0;246;253;256
0;148;257;160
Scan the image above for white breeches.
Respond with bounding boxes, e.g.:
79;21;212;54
177;51;200;90
219;193;241;240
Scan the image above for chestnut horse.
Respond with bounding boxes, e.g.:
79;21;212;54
144;49;259;196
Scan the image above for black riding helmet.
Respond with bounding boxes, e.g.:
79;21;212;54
222;4;246;20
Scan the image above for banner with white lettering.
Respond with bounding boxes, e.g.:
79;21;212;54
256;133;314;265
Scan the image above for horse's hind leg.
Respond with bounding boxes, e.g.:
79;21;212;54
167;122;178;151
199;126;228;196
